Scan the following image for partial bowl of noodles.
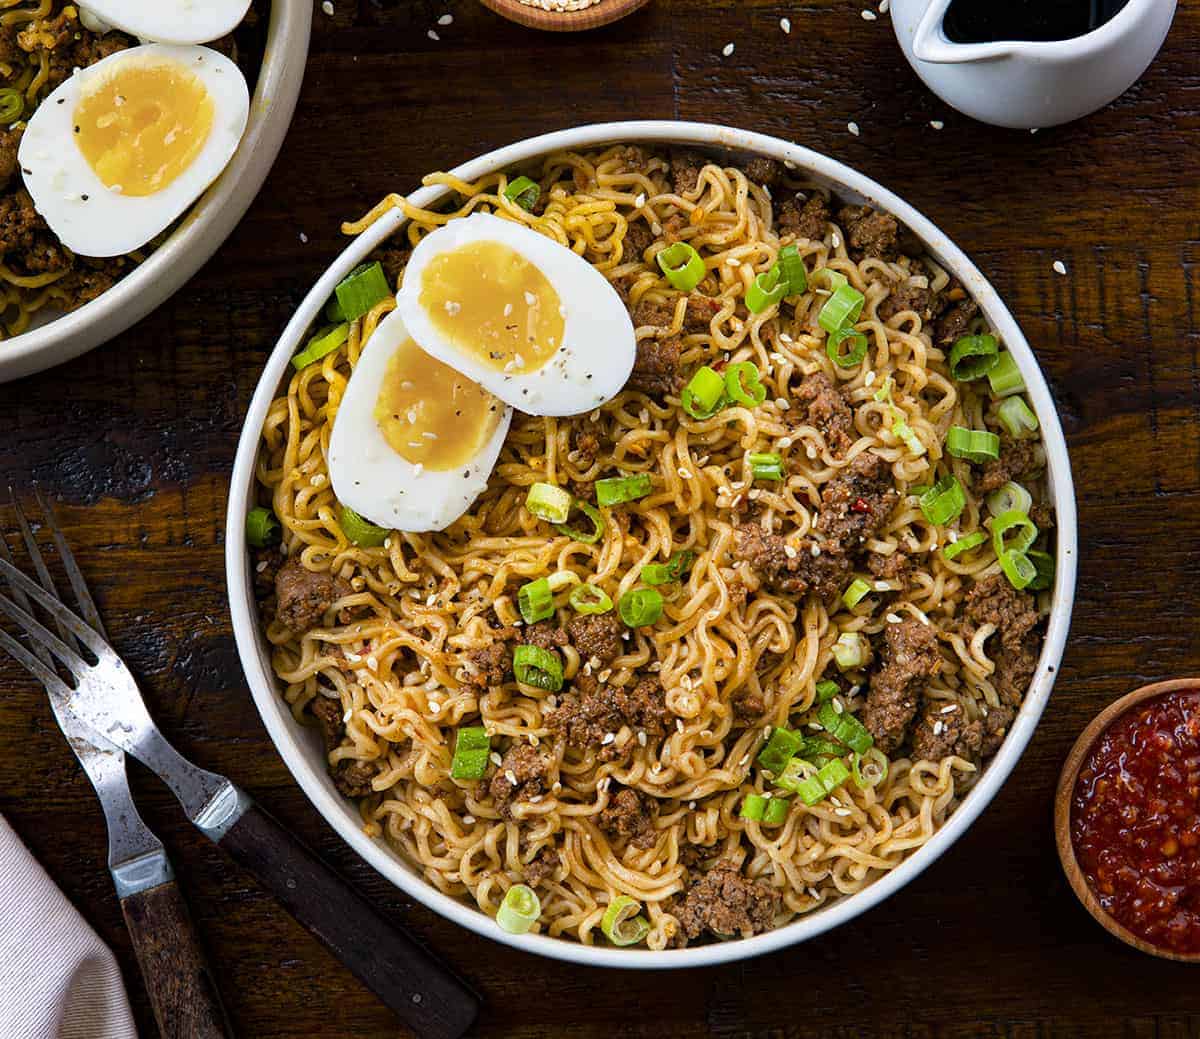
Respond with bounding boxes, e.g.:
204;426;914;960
226;121;1077;968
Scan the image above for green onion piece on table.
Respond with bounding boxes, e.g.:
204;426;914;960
497;884;541;935
656;242;706;292
816;680;840;702
601;896;650;947
749;452;783;481
503;175;541;211
986;480;1033;518
554;499;605;544
450;726;490;780
762;795;791;826
291;323;349;371
992;509;1038;557
777;243;808;296
0;88;23;124
987;352;1026;397
328;262;390;323
997;396;1039;439
526;482;573;523
512;644;564;691
518;578;555;624
596;473;652;507
745;266;789;313
919;475;967;526
794;758;851;806
724;362;767;407
739;793;767;821
756;726;804;773
948;334;999;381
569;583;613;614
641;550;694;586
618;587;663;627
1026;548;1055;591
818;283;865;334
852;748;889;790
817;702;874;754
245;507;280;547
827;327;869;368
681;365;726;419
841;578;871;609
941;530;988;561
946;426;1001;463
999;549;1036;590
340;504;389;547
832;631;867;671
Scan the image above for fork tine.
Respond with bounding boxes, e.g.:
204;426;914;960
0;589;93;678
0;531;54;668
34;487;107;640
0;558;111;662
10;489;77;649
0;626;75;701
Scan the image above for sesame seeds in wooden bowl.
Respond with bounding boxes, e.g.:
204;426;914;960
478;0;652;32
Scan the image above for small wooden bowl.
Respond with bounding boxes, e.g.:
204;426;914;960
1054;677;1200;963
478;0;651;32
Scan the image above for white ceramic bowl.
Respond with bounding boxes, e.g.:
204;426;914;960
225;120;1078;969
0;0;312;384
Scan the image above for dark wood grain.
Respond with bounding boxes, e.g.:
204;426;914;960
2;0;1199;1036
120;878;234;1039
218;800;480;1039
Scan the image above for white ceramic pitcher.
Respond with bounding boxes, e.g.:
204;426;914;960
891;0;1177;128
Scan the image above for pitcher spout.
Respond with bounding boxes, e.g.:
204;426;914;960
912;0;1017;63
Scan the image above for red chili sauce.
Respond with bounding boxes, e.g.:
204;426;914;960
1071;689;1200;955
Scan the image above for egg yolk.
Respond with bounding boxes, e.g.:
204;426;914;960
374;337;504;471
418;240;564;374
73;58;214;197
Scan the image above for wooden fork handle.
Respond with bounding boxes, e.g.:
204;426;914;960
120;879;234;1039
217;801;480;1039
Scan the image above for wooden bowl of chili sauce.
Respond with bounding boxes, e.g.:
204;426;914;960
1055;679;1200;962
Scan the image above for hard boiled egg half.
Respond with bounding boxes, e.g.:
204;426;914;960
19;44;249;258
396;212;636;417
79;0;253;45
328;308;514;533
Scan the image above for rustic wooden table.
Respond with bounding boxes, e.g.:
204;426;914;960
3;1;1199;1036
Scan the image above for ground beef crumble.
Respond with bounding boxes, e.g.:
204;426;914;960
488;744;552;818
675;861;780;940
566;612;627;666
977;436;1042;494
309;695;378;798
964;574;1041;710
791;372;855;457
275;555;353;634
626;334;684;397
777;193;830;241
862;619;942;753
547;674;670;759
523;847;560;888
838;205;898;261
598;787;658;849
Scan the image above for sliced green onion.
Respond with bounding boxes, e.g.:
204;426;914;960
817;702;874;754
328;262;390;323
832;631;867;671
841;578;871;609
618;587;663;627
656;242;706;292
450;726;490;780
919;475;967;526
818;283;865;334
999;549;1036;590
641;550;694;586
1027;548;1055;591
245;507;280;547
992;509;1038;557
795;758;851;806
872;375;893;403
997;397;1039;439
948;334;999;381
596;473;652;507
777;244;808;296
340;504;389;547
946;426;1001;463
746;266;788;313
987;352;1026;397
497;884;540;934
555;499;605;544
739;793;768;821
681;365;726;419
724;362;767;407
291;323;349;371
852;748;889;790
941;530;988;561
757;726;804;774
0;88;23;124
749;452;783;481
569;583;613;614
762;795;791;826
827;327;868;368
986;481;1033;518
811;269;848;292
816;680;840;702
503;175;541;211
601;896;650;946
774;756;819;794
891;412;926;457
518;578;555;624
798;736;847;761
513;644;564;691
526;482;573;524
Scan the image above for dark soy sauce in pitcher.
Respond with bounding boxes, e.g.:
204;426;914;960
942;0;1132;43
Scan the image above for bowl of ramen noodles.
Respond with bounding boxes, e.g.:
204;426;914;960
226;121;1077;967
0;0;311;383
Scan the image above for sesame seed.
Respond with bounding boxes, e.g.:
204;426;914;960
367;656;378;670
676;718;685;733
831;232;841;249
438;13;453;25
810;543;821;558
321;0;333;13
489;751;503;766
941;704;958;713
462;814;475;824
299;231;309;243
930;120;944;130
886;612;902;623
634;192;646;208
774;397;789;410
1053;260;1067;275
726;256;741;267
933;721;945;736
880;0;889;10
255;560;268;573
427;29;440;40
722;42;735;57
832;700;844;714
780;17;791;32
864;370;876;386
601;732;616;745
861;9;877;19
638;731;647;746
688;801;697;810
847;121;860;136
834;806;852;816
505;769;518;784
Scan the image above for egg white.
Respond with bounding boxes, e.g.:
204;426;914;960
78;0;253;45
396;212;636;418
18;44;249;258
328;308;514;534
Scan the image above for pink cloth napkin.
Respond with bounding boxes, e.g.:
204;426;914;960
0;814;138;1039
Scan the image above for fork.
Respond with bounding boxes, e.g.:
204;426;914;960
0;497;480;1039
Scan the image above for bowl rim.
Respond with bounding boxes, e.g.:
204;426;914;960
224;119;1079;969
1053;677;1200;964
0;0;313;384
